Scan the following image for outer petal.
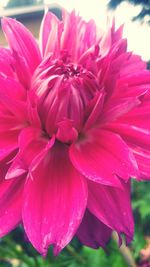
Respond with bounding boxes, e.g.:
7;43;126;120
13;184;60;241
76;209;112;249
23;143;87;255
2;17;41;76
0;76;25;101
100;96;141;125
0;77;27;161
107;100;150;180
0;131;19;161
0;77;26;119
87;180;134;244
70;128;138;187
6;127;53;179
0;176;24;236
130;146;150;180
0;48;14;78
39;10;63;57
118;70;150;88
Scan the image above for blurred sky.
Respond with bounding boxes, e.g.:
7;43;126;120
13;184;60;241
0;0;150;61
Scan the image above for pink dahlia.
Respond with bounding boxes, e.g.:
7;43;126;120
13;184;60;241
0;9;150;255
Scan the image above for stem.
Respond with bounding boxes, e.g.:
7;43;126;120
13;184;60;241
112;232;137;267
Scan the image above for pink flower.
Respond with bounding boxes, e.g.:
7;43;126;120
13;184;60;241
0;9;150;255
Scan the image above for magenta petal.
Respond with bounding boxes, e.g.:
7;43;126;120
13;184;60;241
0;131;19;161
87;180;134;243
39;10;62;57
23;143;87;255
132;146;150;180
0;77;27;121
0;58;14;78
70;128;138;187
5;155;27;180
56;119;78;143
107;106;150;180
83;91;105;131
76;209;112;249
0;47;14;77
2;17;41;74
111;21;123;44
0;76;25;101
0;177;24;236
12;51;32;88
5;127;52;179
18;127;45;151
118;70;150;87
101;96;141;124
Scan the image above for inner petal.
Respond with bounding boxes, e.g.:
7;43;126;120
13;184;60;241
32;55;99;142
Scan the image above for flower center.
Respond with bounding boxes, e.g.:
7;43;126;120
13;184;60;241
54;60;83;80
32;56;99;143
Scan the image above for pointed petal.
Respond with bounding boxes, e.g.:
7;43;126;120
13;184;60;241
23;143;87;255
100;96;141;125
88;181;134;244
70;128;138;187
6;127;52;179
2;17;41;74
0;58;14;78
118;70;150;88
39;10;62;57
0;177;24;236
12;51;32;88
131;146;150;180
0;77;27;121
0;47;14;78
107;98;150;181
61;10;98;61
0;76;25;101
0;131;18;161
27;91;41;128
76;209;112;249
107;123;150;150
0;47;14;73
111;20;124;44
83;91;105;131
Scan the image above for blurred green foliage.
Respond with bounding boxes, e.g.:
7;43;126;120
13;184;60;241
0;180;149;267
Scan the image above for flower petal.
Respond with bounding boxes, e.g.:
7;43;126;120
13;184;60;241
131;146;150;180
0;131;18;161
0;47;14;78
56;119;78;143
100;96;141;125
70;128;138;187
6;127;51;179
61;10;97;61
0;77;27;121
0;176;24;237
23;143;87;255
2;17;41;74
76;209;112;249
83;91;105;131
87;180;134;244
107;100;150;180
39;10;62;57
